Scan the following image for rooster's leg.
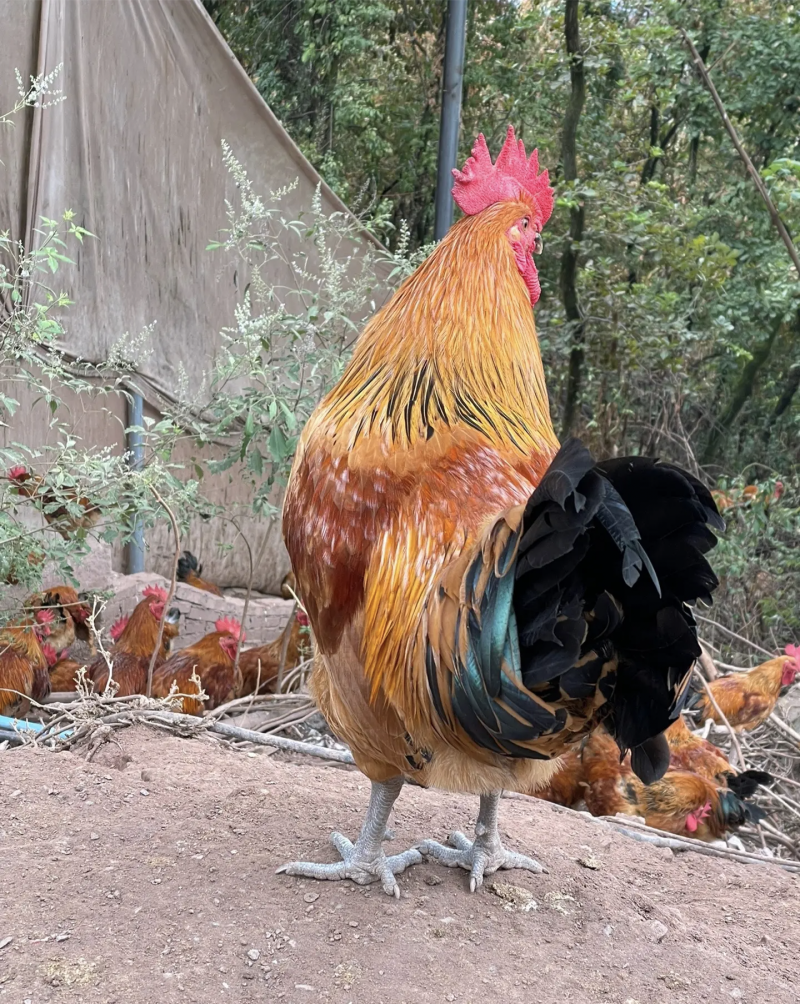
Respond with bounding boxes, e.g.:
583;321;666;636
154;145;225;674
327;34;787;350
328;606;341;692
276;777;422;898
420;790;546;892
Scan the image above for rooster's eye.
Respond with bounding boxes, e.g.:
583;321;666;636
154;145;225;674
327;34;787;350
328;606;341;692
522;217;529;230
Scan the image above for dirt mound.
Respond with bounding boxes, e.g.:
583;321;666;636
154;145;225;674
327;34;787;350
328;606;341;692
1;727;797;1003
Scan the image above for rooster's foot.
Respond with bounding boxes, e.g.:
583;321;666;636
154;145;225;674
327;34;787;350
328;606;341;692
276;777;422;898
419;790;546;892
277;832;422;897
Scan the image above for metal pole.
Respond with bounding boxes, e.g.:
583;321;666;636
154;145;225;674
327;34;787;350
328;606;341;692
126;391;145;574
434;0;468;241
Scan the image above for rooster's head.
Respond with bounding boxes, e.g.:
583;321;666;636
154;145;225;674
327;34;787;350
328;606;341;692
783;644;800;687
452;126;554;306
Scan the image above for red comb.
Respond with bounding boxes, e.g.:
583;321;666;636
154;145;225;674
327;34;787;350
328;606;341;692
452;126;554;229
215;616;243;641
785;644;800;664
35;607;55;624
7;465;28;480
296;609;309;627
142;585;168;603
110;614;130;643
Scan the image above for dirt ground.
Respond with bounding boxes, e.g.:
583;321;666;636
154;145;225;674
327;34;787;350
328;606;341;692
1;726;798;1004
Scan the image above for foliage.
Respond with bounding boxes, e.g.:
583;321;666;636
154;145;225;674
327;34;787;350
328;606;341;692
205;0;800;653
174;144;424;517
0;68;215;611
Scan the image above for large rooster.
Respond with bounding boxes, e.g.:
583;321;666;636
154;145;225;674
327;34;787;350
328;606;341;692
281;128;721;895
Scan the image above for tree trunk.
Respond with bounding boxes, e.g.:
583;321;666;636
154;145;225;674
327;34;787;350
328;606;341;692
702;316;786;465
763;359;800;445
559;0;587;439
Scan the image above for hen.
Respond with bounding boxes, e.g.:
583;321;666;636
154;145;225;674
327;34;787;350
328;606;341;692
664;714;771;796
88;586;181;695
177;551;223;596
0;617;49;715
689;645;799;732
281;127;721;895
25;585;92;653
237;609;311;697
529;746;586;807
580;729;759;841
151;617;243;714
5;465;101;538
42;644;84;692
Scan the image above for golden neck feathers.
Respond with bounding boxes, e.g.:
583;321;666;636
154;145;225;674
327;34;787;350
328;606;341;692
317;200;558;459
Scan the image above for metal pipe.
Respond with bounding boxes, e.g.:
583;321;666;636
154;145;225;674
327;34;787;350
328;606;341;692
126;391;145;574
434;0;468;241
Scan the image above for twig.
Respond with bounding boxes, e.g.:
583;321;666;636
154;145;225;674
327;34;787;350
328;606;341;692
145;485;181;698
769;713;800;751
680;29;800;280
697;642;719;681
694;614;776;659
694;667;746;769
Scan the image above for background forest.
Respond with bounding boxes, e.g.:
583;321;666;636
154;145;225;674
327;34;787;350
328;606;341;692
205;0;800;477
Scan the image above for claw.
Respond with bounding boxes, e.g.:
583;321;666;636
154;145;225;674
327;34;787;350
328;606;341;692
276;778;422;896
277;831;422;896
419;792;546;891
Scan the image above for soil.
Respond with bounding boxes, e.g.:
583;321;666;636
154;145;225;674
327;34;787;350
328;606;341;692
1;725;797;1004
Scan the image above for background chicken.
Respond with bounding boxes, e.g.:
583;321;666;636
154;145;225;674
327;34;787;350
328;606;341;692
5;465;101;538
0;618;49;715
529;746;586;807
689;645;799;732
280;127;722;896
237;608;310;697
665;714;771;796
151;617;243;714
580;729;759;842
25;585;92;653
88;586;181;695
176;550;222;596
41;644;83;692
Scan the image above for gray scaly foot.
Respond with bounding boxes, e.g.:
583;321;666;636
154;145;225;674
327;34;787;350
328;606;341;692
419;790;546;892
276;777;422;898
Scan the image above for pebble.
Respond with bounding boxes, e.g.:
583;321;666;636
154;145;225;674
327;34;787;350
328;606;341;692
303;893;319;904
247;949;260;961
649;920;669;943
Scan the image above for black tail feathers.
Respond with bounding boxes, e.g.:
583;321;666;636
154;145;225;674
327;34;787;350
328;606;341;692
177;550;201;581
515;440;722;784
725;769;773;799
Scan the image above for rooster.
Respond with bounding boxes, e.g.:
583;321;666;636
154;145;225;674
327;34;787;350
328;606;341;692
689;645;799;732
580;729;759;841
5;465;101;539
664;714;771;796
237;609;311;697
109;614;130;643
0;618;49;715
88;586;181;695
280;127;722;895
151;617;243;714
177;551;223;596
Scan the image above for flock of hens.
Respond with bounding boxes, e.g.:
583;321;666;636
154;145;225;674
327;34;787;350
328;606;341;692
2;128;798;898
0;563;310;720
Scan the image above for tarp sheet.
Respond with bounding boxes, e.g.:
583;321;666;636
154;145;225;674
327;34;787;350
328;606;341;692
0;0;386;589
